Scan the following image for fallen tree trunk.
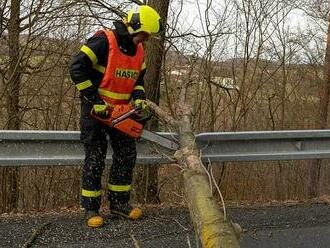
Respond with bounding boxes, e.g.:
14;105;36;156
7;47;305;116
148;101;241;247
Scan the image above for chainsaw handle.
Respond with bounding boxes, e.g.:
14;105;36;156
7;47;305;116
90;109;111;123
90;102;114;119
133;108;153;124
91;103;152;127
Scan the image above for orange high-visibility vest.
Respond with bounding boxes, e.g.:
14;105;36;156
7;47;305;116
98;30;144;105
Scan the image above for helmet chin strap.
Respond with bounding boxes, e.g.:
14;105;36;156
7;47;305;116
121;17;134;35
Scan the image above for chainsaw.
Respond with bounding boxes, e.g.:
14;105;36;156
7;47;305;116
91;104;179;151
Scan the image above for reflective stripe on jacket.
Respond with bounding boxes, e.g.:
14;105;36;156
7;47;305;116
98;31;144;105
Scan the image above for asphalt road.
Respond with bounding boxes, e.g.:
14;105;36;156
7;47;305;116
1;203;330;248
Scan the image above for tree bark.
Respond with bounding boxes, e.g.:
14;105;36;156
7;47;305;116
6;0;21;129
0;0;21;213
148;100;241;247
178;108;240;247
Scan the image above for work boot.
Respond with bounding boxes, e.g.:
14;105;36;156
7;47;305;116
85;210;104;228
110;203;142;220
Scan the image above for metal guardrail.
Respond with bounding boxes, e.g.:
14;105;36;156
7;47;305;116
1;130;330;166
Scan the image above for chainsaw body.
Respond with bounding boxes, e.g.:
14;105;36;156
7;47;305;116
91;104;144;138
91;103;179;150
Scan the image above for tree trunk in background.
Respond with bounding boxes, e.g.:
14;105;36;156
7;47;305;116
6;0;20;129
307;19;330;198
1;0;21;213
135;0;170;204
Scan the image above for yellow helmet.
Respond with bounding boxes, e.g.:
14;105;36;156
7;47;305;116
126;5;162;35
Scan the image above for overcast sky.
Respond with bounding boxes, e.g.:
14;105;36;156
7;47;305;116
166;0;326;61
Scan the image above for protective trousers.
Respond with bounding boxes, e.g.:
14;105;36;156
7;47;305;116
80;99;137;211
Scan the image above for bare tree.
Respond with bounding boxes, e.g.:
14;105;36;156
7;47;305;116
1;0;21;212
134;0;170;204
0;0;91;213
294;0;329;198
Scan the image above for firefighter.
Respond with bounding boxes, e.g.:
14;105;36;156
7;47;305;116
69;5;162;228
